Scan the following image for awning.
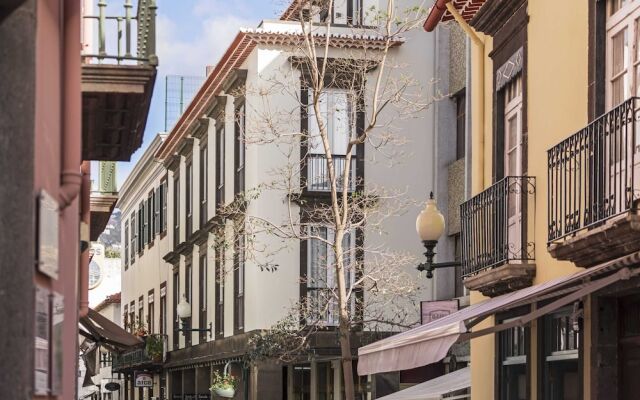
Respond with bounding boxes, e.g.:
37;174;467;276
358;252;640;376
377;367;470;400
79;308;142;350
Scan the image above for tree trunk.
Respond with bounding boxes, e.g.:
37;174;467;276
334;230;356;399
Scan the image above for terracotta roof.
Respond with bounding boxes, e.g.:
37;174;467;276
423;0;487;31
94;292;121;313
155;28;403;160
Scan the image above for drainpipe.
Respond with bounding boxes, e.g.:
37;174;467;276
437;2;486;194
60;0;82;209
79;161;91;317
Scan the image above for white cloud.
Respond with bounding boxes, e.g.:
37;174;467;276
156;12;254;77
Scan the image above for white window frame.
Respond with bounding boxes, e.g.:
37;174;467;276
606;0;640;108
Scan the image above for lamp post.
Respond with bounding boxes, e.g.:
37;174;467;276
416;192;461;279
175;295;212;338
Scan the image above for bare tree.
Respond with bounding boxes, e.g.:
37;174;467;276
231;1;435;397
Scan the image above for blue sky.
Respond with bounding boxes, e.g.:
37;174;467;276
114;0;284;188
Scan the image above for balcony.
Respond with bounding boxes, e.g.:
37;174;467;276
460;176;536;297
305;154;357;193
81;0;157;161
112;334;166;372
547;97;640;268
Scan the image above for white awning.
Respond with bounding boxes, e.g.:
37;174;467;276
377;367;470;400
358;252;640;376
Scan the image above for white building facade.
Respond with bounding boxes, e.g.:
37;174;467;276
118;1;469;399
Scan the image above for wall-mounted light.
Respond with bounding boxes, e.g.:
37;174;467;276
175;295;212;338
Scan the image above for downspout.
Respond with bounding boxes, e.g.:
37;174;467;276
79;161;91;317
443;2;486;194
60;0;82;209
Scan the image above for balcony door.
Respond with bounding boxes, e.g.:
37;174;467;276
504;75;523;258
307;88;355;192
607;1;640;210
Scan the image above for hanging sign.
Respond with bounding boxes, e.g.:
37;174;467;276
135;371;153;387
420;299;459;325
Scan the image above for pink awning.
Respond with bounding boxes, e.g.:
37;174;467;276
358;252;640;375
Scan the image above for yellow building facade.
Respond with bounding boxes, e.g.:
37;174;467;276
427;0;640;399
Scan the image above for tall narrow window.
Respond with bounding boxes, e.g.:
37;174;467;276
199;253;208;343
200;145;208;225
147;192;153;244
173;176;180;248
216;126;225;207
172;269;180;349
186;161;193;238
160;178;168;234
234;234;245;333
215;243;225;339
148;290;155;334
138;296;144;329
234;104;246;196
498;322;528;400
307;88;356;192
185;262;192;347
154;187;160;235
137;204;144;253
607;1;640;106
130;217;136;264
129;302;135;333
455;90;466;160
124;221;129;269
504;76;524;256
123;304;129;332
160;283;167;336
142;201;148;247
306;227;355;326
541;308;580;400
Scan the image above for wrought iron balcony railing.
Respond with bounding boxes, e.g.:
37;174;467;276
82;0;157;65
460;176;536;277
305;154;356;192
112;333;166;371
547;97;640;242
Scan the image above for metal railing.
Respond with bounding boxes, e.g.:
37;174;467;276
460;176;536;277
112;334;166;370
82;0;157;65
547;97;640;243
306;154;356;192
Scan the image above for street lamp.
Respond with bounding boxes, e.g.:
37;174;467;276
175;295;212;338
416;192;461;279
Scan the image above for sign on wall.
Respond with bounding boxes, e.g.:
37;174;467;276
135;371;153;387
420;300;459;325
34;286;50;395
37;190;59;279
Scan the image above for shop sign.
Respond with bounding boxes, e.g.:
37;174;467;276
51;293;64;395
135;371;153;387
197;394;211;400
105;382;121;391
420;299;459;324
172;395;183;400
34;286;50;396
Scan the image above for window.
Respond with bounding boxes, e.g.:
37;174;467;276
130;217;136;264
307;88;356;192
606;0;640;107
200;145;208;225
235;104;246;196
306;226;355;326
160;283;167;336
129;302;135;332
455;90;466;160
160;178;168;233
124;221;129;269
147;192;153;244
142;201;148;247
173;175;180;248
186;161;193;238
498;323;528;400
148;290;155;334
154;187;160;236
137;204;143;253
541;307;580;400
234;234;245;333
123;304;129;332
199;253;208;343
138;296;144;328
185;262;192;347
215;243;225;338
172;269;180;349
216;126;225;207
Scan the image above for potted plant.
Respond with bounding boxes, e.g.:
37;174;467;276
128;320;148;338
210;370;237;398
145;334;163;363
